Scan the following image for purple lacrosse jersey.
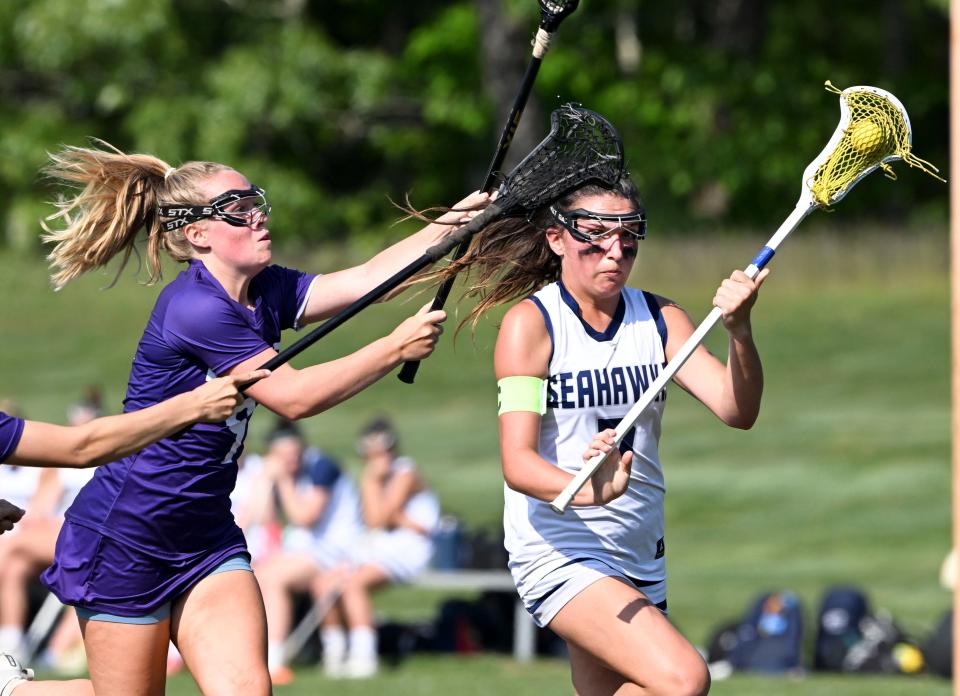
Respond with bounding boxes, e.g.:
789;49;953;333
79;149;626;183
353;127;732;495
0;412;25;463
42;260;315;615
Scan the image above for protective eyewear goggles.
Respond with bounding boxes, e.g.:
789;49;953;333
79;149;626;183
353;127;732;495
158;186;271;232
549;205;647;244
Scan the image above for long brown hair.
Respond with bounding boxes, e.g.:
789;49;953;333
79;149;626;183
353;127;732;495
41;140;230;289
428;175;642;330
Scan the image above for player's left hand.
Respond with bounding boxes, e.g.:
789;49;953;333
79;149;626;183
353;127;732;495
714;268;770;335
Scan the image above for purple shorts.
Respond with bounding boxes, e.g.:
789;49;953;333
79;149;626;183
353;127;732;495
41;520;248;618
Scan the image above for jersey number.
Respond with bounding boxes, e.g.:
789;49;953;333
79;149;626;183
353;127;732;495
597;418;635;455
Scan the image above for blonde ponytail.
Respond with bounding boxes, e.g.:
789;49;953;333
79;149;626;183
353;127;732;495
41;140;227;289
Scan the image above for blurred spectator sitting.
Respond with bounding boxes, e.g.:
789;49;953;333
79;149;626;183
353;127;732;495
313;416;440;679
252;418;363;685
0;390;102;670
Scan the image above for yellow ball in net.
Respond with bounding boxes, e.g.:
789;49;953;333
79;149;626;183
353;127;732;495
848;119;886;157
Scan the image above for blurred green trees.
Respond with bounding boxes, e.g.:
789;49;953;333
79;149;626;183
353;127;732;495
0;0;948;252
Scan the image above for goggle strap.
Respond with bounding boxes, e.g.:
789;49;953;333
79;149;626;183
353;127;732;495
162;218;190;232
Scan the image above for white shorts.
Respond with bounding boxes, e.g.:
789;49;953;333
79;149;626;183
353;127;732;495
282;527;354;570
517;557;667;628
351;529;434;582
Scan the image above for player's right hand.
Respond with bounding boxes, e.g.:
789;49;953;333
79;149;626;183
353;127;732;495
391;302;447;362
192;370;271;422
584;429;633;505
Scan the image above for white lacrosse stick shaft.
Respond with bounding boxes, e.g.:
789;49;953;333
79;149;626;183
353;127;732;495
549;201;814;513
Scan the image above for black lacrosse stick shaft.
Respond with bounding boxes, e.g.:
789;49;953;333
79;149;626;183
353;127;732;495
396;57;544;384
257;204;504;374
400;1;581;384
480;57;544;193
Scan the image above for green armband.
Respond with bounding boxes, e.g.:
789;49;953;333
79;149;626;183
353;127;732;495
497;376;547;416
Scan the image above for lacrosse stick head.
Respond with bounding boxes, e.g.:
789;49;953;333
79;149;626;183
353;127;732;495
539;0;580;32
803;81;944;208
496;103;624;217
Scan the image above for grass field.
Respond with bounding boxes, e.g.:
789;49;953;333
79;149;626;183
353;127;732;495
1;222;953;694
160;655;951;695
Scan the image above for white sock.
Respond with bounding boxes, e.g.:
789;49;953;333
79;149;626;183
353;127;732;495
267;641;285;671
0;628;23;655
321;627;346;663
348;626;377;661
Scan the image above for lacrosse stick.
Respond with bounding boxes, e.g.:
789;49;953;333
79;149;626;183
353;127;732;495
398;0;581;384
258;104;624;373
281;582;346;664
551;81;945;513
20;593;64;664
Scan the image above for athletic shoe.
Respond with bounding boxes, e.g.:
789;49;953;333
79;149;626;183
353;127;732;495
322;651;346;679
0;652;34;696
322;659;344;679
342;655;378;679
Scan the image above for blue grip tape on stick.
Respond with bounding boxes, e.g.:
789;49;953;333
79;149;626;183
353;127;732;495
750;246;776;269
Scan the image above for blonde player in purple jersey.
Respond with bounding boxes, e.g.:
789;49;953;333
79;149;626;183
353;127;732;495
428;174;767;696
33;141;487;696
0;370;265;695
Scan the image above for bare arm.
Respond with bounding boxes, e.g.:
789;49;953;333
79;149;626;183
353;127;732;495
665;268;769;429
384;470;423;530
300;191;490;323
360;471;386;529
496;301;629;506
7;370;268;468
233;304;445;420
359;466;399;529
273;475;330;527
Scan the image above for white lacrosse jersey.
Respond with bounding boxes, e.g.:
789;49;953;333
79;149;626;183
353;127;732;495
504;280;669;602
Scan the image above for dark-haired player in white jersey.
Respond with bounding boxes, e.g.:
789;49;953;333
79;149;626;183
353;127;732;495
429;174;767;696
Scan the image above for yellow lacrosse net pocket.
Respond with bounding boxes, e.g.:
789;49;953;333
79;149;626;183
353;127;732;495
809;81;944;207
